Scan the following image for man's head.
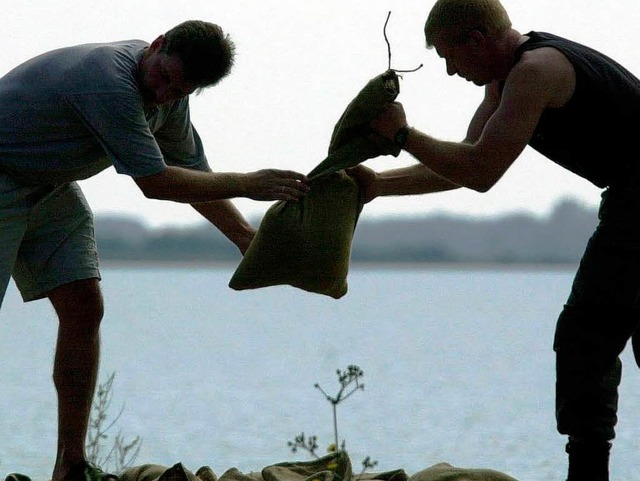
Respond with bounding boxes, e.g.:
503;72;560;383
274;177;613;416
139;20;235;107
425;0;511;48
162;20;235;88
424;0;513;85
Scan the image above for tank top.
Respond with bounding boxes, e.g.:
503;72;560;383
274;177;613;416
514;32;640;188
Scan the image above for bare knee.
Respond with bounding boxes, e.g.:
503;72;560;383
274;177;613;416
48;278;104;334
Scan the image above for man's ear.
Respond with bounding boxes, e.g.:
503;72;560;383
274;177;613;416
149;34;165;52
467;30;486;47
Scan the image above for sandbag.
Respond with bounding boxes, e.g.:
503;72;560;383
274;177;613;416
308;69;402;180
229;171;361;299
229;70;402;298
120;463;202;481
120;453;520;481
408;463;520;481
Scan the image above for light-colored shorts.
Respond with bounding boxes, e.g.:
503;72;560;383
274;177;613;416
0;174;101;306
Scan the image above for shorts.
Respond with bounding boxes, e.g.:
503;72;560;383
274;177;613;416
0;174;101;306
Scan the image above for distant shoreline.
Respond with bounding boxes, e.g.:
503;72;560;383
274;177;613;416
96;200;597;269
101;260;578;272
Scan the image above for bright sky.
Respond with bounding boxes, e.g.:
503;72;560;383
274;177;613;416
2;0;639;227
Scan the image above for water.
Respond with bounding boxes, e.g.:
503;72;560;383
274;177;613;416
1;266;639;481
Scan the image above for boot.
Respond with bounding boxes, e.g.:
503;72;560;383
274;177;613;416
566;438;611;481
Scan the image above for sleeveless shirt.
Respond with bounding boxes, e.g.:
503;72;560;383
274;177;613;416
514;32;640;188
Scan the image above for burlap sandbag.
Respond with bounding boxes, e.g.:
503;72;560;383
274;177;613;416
229;170;361;298
408;463;520;481
229;70;401;298
120;463;206;481
119;453;520;481
262;452;353;481
308;69;402;180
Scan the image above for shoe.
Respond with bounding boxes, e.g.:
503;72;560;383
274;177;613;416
62;462;120;481
5;474;32;481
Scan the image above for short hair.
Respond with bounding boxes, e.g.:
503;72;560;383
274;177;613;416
424;0;512;48
162;20;236;89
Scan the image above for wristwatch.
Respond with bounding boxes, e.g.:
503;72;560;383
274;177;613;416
394;125;411;148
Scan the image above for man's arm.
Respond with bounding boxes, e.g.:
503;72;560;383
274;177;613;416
400;67;542;192
373;48;575;192
348;163;460;203
349;85;500;202
348;79;501;202
134;165;308;203
191;200;256;254
464;83;501;144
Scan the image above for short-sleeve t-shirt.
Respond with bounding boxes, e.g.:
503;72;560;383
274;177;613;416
0;40;210;185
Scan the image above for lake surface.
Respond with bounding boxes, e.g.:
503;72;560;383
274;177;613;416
1;266;639;481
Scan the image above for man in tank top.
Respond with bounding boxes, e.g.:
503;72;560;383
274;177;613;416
0;20;308;481
348;1;640;480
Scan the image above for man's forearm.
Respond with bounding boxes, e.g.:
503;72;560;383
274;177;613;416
192;199;256;253
376;164;460;197
135;166;247;203
402;128;488;190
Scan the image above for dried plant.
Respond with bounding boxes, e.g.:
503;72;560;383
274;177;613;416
86;372;142;474
287;365;377;477
314;365;365;452
287;433;320;459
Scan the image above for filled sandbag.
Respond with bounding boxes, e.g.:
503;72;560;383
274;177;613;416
120;454;519;481
408;463;520;481
262;452;353;481
308;69;402;181
121;463;202;481
229;170;361;298
229;70;402;298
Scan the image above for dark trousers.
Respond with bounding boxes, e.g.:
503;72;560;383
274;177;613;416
554;185;640;442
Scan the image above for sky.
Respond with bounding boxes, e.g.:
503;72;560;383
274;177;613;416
2;0;639;227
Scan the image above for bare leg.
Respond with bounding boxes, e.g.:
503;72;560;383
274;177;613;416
48;279;104;481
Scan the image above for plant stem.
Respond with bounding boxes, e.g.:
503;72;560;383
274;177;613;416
332;402;339;451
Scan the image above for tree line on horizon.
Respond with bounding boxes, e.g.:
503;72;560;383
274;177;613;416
94;198;598;265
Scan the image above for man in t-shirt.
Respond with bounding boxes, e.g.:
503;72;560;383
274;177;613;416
0;20;308;481
348;1;640;480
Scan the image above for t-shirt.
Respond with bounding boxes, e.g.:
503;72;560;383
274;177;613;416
0;40;210;185
514;32;640;188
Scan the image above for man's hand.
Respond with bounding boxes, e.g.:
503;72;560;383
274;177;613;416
346;164;379;204
244;169;309;201
370;101;408;141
